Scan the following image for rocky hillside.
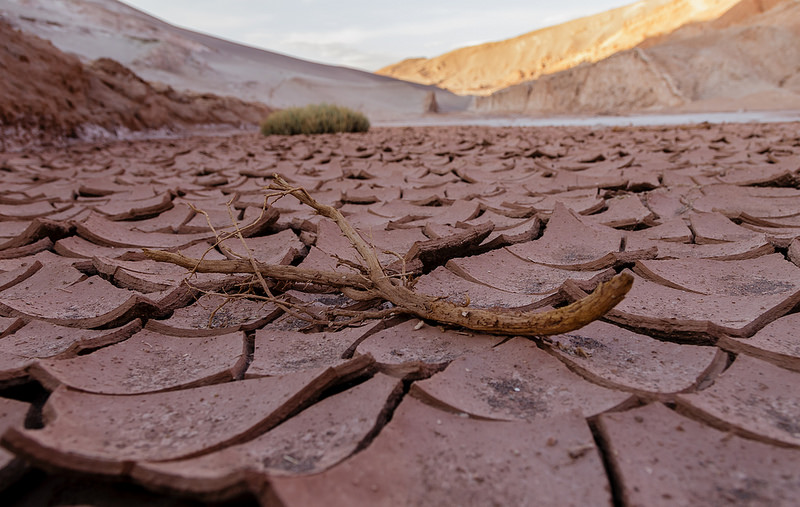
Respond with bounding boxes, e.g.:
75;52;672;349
0;0;470;120
0;19;272;148
376;0;740;96
472;0;800;115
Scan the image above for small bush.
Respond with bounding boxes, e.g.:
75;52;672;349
260;104;370;136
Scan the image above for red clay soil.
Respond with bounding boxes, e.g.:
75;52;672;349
0;123;800;505
0;19;271;149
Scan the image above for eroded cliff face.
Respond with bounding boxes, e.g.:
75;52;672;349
377;0;741;96
644;0;800;106
472;0;800;115
471;49;685;115
0;19;271;148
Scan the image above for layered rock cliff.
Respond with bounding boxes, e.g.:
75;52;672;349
472;0;800;115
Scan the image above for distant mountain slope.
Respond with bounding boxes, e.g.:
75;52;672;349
638;0;786;45
472;0;800;115
0;19;271;149
0;0;469;120
376;0;741;96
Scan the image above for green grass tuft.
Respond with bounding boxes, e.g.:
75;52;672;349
260;104;370;136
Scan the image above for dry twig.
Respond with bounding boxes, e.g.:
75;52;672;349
144;176;633;337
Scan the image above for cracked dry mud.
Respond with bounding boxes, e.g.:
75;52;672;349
1;123;800;505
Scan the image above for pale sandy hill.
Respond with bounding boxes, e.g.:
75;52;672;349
472;0;800;115
0;0;470;121
0;19;272;149
377;0;741;96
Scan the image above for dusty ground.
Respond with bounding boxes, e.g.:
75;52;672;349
1;123;800;505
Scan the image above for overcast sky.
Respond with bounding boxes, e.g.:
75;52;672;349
120;0;635;71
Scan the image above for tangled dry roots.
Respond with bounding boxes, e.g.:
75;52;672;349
144;175;633;337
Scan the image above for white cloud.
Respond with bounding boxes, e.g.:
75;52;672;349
281;41;396;70
279;28;375;46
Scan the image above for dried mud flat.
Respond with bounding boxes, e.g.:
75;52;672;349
1;123;800;505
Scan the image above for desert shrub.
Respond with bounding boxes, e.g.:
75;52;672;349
260;104;370;136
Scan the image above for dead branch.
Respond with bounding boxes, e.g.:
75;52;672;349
144;176;633;337
142;250;372;291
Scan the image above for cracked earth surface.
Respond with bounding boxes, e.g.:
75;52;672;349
1;123;800;505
